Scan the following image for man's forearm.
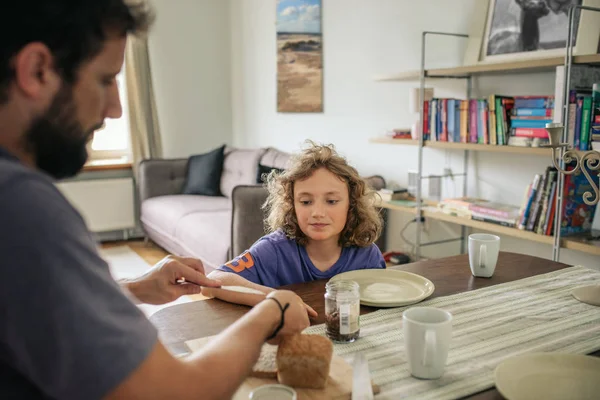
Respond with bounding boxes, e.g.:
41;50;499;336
182;299;281;399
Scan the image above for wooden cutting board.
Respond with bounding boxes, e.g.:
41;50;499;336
185;335;378;399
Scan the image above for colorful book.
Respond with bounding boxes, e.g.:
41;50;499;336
545;182;558;236
517;182;533;229
574;96;583;149
541;181;557;236
454;99;461;142
511;128;550;139
526;168;549;231
514;96;554;109
469;99;478;143
460;100;469;143
430;99;437;141
488;94;497;145
447;99;455;143
579;96;592;150
437;100;443;141
535;168;557;234
567;90;577;147
469;202;520;219
514;108;553;117
592;83;600;137
477;100;485;144
560;162;598;235
519;174;541;230
441;99;448;142
510;119;552;128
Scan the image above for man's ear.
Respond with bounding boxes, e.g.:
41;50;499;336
13;42;60;100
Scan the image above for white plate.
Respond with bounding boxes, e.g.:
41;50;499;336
495;353;600;400
330;269;435;307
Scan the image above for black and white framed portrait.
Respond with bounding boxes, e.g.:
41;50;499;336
464;0;600;64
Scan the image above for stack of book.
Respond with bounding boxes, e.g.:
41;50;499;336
507;96;553;148
517;166;558;235
518;163;597;236
437;197;520;227
384;129;412;139
437;197;486;218
468;201;520;227
553;65;600;151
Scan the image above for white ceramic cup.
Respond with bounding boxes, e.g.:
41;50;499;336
468;233;500;278
249;384;297;400
403;307;453;379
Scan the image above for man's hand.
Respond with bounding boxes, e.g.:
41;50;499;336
123;255;221;305
264;290;310;343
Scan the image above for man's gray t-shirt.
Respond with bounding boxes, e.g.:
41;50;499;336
0;147;157;399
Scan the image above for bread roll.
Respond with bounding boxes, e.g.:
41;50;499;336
276;334;333;389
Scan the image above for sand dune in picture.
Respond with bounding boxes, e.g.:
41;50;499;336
277;33;322;113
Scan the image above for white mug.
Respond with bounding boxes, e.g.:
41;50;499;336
468;233;500;278
403;307;452;379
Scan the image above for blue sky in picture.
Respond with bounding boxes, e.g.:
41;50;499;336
276;0;321;34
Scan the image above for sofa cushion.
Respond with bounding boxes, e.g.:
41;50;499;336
182;145;225;196
174;211;231;270
220;148;265;198
141;195;231;236
260;147;291;170
256;164;284;183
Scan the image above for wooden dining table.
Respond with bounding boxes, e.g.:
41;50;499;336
149;251;599;399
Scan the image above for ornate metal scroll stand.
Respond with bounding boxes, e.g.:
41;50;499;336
544;123;600;306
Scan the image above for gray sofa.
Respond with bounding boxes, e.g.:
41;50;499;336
138;147;386;273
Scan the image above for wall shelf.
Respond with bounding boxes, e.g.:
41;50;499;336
370;137;555;156
374;54;600;82
379;202;600;256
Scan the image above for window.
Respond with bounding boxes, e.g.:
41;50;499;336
87;67;131;163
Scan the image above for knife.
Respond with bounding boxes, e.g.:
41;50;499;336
176;278;265;296
352;352;374;400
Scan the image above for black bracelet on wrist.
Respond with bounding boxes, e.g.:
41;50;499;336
264;297;289;341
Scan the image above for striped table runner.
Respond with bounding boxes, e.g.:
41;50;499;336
305;265;600;399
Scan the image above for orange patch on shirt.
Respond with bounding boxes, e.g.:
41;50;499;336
225;251;255;273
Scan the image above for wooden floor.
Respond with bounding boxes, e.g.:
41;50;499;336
101;239;169;266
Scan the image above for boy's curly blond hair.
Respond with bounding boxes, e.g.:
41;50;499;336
263;141;382;247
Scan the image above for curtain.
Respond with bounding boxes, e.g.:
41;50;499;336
125;35;162;178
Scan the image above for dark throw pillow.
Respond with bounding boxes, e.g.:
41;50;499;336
256;164;284;184
182;145;226;196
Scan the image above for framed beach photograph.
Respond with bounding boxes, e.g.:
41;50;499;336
276;0;323;113
464;0;600;65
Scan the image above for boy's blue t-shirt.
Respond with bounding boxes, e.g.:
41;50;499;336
218;230;386;287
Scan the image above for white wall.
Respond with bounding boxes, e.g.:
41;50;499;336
230;0;599;268
148;0;233;158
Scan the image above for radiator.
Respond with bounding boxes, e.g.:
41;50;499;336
56;178;136;233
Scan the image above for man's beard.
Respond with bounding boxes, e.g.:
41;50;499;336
24;84;99;180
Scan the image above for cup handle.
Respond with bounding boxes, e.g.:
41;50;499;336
479;244;487;268
422;329;436;367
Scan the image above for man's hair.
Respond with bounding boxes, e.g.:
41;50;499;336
0;0;153;103
263;141;383;247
